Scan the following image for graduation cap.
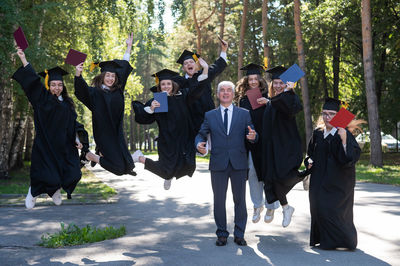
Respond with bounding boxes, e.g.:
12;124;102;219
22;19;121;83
89;60;120;73
152;69;179;85
176;50;200;64
38;66;69;90
322;97;342;112
240;63;264;76
265;66;287;80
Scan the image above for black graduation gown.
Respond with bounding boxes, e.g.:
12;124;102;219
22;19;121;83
12;64;81;198
132;79;206;180
239;92;268;181
74;60;135;176
176;56;227;134
306;128;360;250
261;90;304;203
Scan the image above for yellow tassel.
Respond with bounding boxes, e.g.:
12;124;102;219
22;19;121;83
44;69;49;90
294;82;298;88
263;57;269;70
155;74;159;85
340;101;349;109
90;62;99;72
192;54;199;62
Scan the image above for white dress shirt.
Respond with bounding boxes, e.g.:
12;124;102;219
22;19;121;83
220;104;233;135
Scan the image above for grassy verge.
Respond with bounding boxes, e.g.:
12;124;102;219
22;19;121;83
356;152;400;186
0;161;116;198
38;222;126;248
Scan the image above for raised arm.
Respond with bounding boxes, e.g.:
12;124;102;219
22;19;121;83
132;99;156;124
12;47;48;105
207;39;228;82
74;63;93;110
270;90;303;118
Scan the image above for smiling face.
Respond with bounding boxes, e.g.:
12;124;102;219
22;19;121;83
218;85;234;106
272;79;286;95
103;72;116;87
182;58;198;77
160;79;173;95
49;80;63;97
248;74;260;90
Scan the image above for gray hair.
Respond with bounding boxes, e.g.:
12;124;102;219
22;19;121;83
217;81;236;94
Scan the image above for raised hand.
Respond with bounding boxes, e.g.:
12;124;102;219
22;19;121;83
150;100;160;111
16;46;28;67
256;97;268;105
197;141;207;155
126;32;134;50
286;81;295;90
337;127;347;144
246;126;256;140
220;38;228;53
75;62;84;77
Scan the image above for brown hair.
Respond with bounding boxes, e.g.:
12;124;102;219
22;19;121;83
155;80;180;96
91;72;120;91
234;75;267;103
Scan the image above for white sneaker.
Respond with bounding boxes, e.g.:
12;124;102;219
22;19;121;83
303;175;310;191
282;205;295;228
132;150;144;163
51;189;62;206
252;206;264;223
25;187;37;209
264;208;275;223
164;179;172;190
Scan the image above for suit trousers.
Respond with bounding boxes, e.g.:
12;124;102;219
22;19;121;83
210;161;247;238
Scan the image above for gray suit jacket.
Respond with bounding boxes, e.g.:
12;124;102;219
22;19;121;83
195;105;257;171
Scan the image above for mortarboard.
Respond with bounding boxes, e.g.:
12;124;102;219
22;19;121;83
265;66;287;80
323;97;342;112
152;69;179;85
240;63;264;76
176;50;200;64
38;66;69;90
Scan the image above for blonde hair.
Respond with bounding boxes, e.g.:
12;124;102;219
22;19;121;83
316;115;367;135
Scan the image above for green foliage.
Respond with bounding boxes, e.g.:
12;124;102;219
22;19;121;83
38;222;126;248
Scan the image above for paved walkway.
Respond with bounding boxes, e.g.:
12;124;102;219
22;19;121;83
0;161;399;265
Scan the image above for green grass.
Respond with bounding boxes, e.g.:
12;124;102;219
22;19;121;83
38;222;126;248
0;161;116;198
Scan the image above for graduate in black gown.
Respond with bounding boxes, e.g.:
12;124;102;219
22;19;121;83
131;62;209;190
261;66;305;228
235;63;280;224
175;38;228;134
74;34;135;176
12;47;83;209
305;98;362;250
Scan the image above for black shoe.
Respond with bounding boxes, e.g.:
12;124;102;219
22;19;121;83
128;170;137;176
216;236;227;246
234;237;247;246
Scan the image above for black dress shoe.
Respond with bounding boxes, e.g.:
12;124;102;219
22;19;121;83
216;236;227;246
234;237;247;246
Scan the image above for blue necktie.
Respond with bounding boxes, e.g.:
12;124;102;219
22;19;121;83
224;108;228;133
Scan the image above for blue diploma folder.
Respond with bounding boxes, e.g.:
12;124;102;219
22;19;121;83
153;92;168;113
279;63;305;83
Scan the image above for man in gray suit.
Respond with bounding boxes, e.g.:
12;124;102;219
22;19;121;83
195;81;257;246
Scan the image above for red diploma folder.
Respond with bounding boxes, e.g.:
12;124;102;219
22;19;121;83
65;49;87;66
13;27;29;51
329;108;355;128
246;89;264;110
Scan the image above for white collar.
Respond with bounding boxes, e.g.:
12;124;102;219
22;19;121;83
58;95;63;101
220;104;233;112
323;127;337;139
102;84;110;90
185;73;191;79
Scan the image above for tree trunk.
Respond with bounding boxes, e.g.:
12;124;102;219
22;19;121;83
219;0;226;41
332;29;341;99
9;112;27;170
262;0;271;69
191;0;202;53
376;32;387;106
294;0;313;145
0;77;14;179
361;0;383;167
130;109;135;151
24;114;34;161
238;0;249;80
319;52;329;98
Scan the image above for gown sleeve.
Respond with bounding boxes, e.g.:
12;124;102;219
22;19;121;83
12;64;49;106
76;121;90;152
270;91;303;118
331;130;361;167
132;99;156;124
114;59;133;89
74;76;94;110
207;56;228;82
